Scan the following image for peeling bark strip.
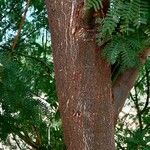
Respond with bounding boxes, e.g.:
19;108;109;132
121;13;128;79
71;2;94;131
46;0;115;149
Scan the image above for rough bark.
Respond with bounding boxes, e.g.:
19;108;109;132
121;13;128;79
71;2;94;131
46;0;115;149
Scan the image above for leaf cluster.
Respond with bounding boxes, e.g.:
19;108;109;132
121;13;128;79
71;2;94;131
86;0;150;71
0;0;61;149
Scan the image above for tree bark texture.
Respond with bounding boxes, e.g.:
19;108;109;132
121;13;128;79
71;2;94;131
46;0;115;149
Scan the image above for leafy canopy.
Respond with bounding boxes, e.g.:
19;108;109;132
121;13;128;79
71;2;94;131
86;0;150;71
0;0;63;149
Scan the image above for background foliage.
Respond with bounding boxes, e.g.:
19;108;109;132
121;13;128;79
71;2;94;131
0;0;63;149
0;0;150;149
116;63;150;150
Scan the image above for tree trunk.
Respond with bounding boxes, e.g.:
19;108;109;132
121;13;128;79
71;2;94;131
46;0;115;149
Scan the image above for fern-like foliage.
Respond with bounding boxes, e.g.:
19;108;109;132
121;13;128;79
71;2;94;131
103;34;144;71
97;0;150;43
86;0;102;11
86;0;150;72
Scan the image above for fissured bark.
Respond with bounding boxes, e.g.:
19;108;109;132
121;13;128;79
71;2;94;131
46;0;115;149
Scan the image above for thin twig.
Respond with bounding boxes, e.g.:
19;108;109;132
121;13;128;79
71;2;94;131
135;74;146;87
134;87;143;131
141;67;150;114
12;134;22;150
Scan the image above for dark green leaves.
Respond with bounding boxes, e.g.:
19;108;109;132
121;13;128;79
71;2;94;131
86;0;102;11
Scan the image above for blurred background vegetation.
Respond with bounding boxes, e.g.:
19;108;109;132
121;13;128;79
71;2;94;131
0;0;150;149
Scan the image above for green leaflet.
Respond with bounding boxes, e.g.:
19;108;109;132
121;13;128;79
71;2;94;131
86;0;150;71
86;0;103;11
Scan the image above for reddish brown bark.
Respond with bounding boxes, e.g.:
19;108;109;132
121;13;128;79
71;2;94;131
113;68;138;122
45;0;150;149
113;48;150;122
46;0;115;149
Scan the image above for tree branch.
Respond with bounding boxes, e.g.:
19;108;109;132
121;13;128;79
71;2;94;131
113;48;150;123
113;68;139;123
12;0;30;50
12;134;23;150
16;131;38;149
135;72;146;87
141;67;150;114
32;125;42;146
133;87;143;131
